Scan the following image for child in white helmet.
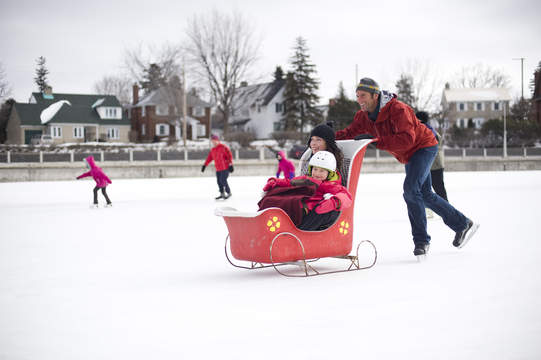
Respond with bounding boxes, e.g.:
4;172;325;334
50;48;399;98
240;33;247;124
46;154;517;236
259;151;352;231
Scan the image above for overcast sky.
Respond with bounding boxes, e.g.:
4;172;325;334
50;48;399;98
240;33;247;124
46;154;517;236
1;0;540;108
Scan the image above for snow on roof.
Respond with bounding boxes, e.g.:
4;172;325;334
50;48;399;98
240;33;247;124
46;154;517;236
443;88;512;102
91;98;105;108
40;100;71;124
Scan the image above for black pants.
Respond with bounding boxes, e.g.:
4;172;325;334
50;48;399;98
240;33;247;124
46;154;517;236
93;186;112;204
216;170;231;194
298;210;340;231
430;168;448;201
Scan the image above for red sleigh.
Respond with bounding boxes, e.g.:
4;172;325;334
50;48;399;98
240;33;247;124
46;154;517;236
215;139;377;277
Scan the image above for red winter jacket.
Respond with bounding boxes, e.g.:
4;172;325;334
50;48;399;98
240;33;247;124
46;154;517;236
262;175;352;214
335;93;437;164
204;143;233;171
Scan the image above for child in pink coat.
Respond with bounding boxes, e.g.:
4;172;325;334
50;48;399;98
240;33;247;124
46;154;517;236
76;155;112;207
276;150;295;179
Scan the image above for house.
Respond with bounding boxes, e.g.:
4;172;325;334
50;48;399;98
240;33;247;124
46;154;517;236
441;84;512;130
6;87;130;145
229;79;285;139
130;85;211;142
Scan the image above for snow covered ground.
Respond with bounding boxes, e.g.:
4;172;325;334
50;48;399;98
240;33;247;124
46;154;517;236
1;170;540;359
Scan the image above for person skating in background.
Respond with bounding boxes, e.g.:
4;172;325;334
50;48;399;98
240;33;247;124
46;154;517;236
201;134;234;200
259;151;352;231
416;111;448;201
76;155;112;208
299;123;346;186
335;77;478;258
276;150;295;179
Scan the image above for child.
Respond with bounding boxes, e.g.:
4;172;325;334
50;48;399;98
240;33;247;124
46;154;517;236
259;151;352;231
201;134;234;200
76;155;112;208
276;150;295;179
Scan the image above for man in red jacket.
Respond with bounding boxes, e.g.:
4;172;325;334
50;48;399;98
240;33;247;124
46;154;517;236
202;134;234;200
336;78;479;258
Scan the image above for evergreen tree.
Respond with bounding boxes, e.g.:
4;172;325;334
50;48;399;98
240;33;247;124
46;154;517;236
395;74;417;111
140;63;167;93
281;37;322;132
34;56;49;92
529;61;541;97
0;98;15;143
327;82;358;130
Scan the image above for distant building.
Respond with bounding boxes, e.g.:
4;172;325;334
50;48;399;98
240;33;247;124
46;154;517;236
6;87;130;145
130;85;212;142
441;84;512;129
229;80;285;139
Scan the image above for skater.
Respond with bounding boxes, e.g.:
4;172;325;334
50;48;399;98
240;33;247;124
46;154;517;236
201;134;234;200
299;123;346;186
276;150;295;179
335;77;478;257
76;155;112;208
416;111;448;201
259;151;352;231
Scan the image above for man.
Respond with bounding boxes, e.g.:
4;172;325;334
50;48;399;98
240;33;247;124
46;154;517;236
335;78;479;257
201;134;234;200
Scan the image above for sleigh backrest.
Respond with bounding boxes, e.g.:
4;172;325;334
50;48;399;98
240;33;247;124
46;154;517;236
298;139;372;201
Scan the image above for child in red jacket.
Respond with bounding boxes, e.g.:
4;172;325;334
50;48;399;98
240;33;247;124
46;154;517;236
201;134;234;200
259;151;351;231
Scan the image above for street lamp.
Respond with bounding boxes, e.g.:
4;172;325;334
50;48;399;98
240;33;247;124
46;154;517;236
502;99;507;158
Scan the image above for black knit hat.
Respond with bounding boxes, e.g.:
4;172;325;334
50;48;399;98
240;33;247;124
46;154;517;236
308;123;336;147
356;77;380;94
415;111;429;124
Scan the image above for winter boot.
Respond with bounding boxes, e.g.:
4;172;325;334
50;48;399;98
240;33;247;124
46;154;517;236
453;219;480;248
215;192;226;200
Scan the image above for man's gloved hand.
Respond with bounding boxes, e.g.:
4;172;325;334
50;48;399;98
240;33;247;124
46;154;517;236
263;178;277;191
315;196;340;214
354;134;374;140
201;165;206;173
228;165;234;173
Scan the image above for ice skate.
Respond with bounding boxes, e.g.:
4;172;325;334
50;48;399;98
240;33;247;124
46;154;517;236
414;242;430;262
453;219;480;249
224;192;232;199
215;192;226;200
90;203;99;209
105;203;113;208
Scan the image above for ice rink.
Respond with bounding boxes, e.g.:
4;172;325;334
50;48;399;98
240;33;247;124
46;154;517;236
1;170;540;359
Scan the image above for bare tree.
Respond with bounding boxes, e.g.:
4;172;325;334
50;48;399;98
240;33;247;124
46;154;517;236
122;42;184;90
185;9;260;135
93;75;133;105
452;63;511;88
398;59;442;112
0;61;12;101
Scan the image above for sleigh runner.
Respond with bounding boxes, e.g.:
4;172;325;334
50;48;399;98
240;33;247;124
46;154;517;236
215;139;377;277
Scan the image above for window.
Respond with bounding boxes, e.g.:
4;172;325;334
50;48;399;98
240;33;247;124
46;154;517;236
156;124;169;136
194;106;205;116
107;128;119;139
156;105;169;116
73;126;84;138
457;102;466;112
473;117;484;129
141;124;146;136
142;106;146;117
475;102;484;111
51;126;62;138
275;103;283;113
492;102;501;111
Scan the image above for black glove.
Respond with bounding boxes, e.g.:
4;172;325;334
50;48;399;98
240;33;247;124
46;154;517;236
201;165;206;173
228;165;234;173
354;134;374;140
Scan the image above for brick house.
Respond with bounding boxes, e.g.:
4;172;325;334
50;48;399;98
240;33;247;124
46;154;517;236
130;85;212;142
6;87;130;145
441;84;512;130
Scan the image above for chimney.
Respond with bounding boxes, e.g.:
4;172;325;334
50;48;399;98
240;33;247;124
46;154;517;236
44;86;53;95
445;82;450;90
240;81;248;87
132;84;139;105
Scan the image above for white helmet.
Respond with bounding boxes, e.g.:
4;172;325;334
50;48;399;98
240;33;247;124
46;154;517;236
309;151;336;172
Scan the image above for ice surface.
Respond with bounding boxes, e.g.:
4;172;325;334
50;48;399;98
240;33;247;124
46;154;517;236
1;171;540;359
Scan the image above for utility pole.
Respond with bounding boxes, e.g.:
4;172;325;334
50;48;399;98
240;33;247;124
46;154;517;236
513;57;525;99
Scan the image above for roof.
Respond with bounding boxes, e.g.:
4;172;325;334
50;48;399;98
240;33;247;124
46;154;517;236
233;80;285;110
15;92;129;126
135;87;211;108
442;88;512;102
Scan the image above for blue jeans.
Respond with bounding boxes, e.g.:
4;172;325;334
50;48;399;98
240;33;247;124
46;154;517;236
216;170;230;194
403;145;468;245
